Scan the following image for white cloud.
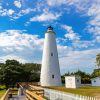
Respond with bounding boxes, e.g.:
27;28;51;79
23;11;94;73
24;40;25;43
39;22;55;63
30;10;61;22
95;36;100;43
0;3;36;19
72;40;95;49
0;55;27;63
0;6;15;16
61;24;95;49
0;30;44;63
21;8;36;14
14;1;22;8
8;9;15;15
47;0;100;39
47;0;91;11
65;33;78;41
0;9;7;16
59;48;100;73
0;30;44;48
47;0;66;6
87;3;100;36
65;1;100;39
12;8;36;20
61;25;80;41
85;2;100;45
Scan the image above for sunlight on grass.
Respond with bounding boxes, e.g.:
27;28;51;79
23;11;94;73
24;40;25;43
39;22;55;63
0;90;6;98
0;85;6;98
45;86;100;97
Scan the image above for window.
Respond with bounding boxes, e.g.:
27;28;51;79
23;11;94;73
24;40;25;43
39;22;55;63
94;80;96;82
52;75;54;79
77;79;79;82
51;53;53;56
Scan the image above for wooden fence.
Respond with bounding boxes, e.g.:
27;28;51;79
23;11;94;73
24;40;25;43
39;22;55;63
0;89;10;100
0;88;18;100
19;83;46;100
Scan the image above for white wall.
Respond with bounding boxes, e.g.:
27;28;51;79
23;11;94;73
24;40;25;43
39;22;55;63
65;76;81;88
40;29;62;86
91;77;100;86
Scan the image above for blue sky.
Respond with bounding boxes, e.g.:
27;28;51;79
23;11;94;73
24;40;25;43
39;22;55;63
0;0;100;74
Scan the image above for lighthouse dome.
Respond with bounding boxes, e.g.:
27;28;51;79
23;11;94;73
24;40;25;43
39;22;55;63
47;26;55;34
48;26;53;30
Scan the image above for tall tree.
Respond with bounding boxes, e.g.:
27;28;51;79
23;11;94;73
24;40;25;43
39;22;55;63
96;53;100;68
0;60;41;88
0;60;24;88
23;63;41;82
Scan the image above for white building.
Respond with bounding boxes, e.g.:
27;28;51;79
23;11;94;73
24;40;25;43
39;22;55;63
65;76;81;88
40;26;62;86
91;77;100;86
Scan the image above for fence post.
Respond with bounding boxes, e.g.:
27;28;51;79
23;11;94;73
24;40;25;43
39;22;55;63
79;95;82;100
44;88;100;100
75;94;79;100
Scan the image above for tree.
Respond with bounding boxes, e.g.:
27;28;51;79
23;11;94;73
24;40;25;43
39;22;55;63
0;60;24;89
23;63;41;82
91;69;100;78
96;53;100;68
0;60;41;89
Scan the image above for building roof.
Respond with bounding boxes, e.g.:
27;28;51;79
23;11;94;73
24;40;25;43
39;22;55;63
65;75;81;78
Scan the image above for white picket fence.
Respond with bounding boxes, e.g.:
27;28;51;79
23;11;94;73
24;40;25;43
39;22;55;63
44;88;100;100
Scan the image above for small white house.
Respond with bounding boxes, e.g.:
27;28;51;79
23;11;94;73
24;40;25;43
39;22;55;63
91;77;100;86
65;76;81;88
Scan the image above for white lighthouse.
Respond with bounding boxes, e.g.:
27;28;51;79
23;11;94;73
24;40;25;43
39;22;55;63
40;26;62;86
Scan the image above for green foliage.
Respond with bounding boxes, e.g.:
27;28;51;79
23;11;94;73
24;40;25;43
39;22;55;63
91;68;100;78
0;60;41;88
91;53;100;77
96;53;100;68
22;63;41;82
61;76;65;84
0;60;24;88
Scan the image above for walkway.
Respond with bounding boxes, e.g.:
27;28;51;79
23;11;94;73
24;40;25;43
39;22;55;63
9;95;26;100
18;95;26;100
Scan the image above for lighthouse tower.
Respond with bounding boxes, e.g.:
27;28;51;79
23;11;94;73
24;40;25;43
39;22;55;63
40;26;62;86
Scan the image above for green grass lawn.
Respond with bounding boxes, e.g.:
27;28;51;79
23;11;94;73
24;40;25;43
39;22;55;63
45;86;100;98
0;85;6;98
0;89;6;98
